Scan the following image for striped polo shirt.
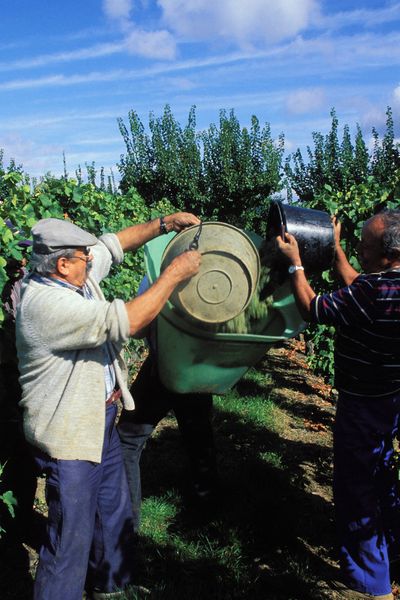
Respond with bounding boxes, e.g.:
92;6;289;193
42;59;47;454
310;270;400;397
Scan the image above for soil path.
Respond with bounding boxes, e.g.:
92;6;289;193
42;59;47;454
3;339;400;599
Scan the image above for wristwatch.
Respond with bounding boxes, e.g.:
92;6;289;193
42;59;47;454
159;217;168;235
288;265;304;274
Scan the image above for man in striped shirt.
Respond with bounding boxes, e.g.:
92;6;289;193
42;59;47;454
277;210;400;600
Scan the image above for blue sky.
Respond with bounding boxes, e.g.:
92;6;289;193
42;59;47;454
0;0;399;180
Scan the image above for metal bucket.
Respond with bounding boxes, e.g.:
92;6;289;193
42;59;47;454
267;201;334;273
160;222;260;325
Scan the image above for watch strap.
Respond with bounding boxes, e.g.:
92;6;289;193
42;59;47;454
288;265;304;274
159;217;168;235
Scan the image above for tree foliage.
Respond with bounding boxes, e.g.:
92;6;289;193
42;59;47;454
0;159;173;324
118;105;285;234
285;107;400;383
2;104;400;386
284;108;400;203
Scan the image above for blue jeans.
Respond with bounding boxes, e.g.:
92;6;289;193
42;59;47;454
334;392;400;595
32;403;136;600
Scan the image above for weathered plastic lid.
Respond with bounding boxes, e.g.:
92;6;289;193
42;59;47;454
161;222;260;324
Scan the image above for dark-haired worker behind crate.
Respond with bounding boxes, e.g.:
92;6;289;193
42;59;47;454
118;275;218;533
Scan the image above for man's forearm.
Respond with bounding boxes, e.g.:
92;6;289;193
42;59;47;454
289;271;316;321
116;219;161;252
125;268;180;335
116;212;200;252
124;249;201;336
334;244;359;286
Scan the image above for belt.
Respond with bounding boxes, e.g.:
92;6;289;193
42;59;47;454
105;388;122;406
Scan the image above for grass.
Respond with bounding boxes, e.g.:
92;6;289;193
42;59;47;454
2;346;337;600
119;356;335;600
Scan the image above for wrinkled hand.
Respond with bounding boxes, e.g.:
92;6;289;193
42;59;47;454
165;212;201;232
169;250;201;282
276;232;301;264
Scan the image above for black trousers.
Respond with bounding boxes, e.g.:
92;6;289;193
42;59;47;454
117;356;216;531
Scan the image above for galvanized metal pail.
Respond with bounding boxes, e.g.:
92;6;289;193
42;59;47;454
160;222;260;325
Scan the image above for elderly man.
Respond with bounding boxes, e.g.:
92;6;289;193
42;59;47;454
16;213;201;600
277;210;400;600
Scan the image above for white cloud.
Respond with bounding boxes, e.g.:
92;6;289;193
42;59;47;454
285;88;325;115
158;0;319;46
393;85;400;107
0;134;64;174
0;32;176;72
315;2;400;31
73;136;123;146
2;28;399;94
101;0;176;59
103;0;133;21
0;132;121;178
124;28;176;59
360;108;388;135
157;76;197;91
0;42;125;73
0;72;129;91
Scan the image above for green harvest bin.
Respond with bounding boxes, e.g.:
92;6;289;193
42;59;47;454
144;229;306;394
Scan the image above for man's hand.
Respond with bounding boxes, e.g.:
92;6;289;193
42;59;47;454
125;250;201;336
117;212;200;252
276;232;302;266
166;250;201;283
164;212;201;233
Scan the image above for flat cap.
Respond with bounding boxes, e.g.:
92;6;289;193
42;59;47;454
32;218;98;254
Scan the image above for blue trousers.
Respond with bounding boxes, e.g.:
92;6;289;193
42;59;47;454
32;403;136;600
334;392;400;596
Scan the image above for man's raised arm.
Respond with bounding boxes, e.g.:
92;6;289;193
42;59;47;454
116;212;201;252
332;216;359;285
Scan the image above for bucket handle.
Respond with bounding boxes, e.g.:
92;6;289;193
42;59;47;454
188;222;203;250
273;201;286;239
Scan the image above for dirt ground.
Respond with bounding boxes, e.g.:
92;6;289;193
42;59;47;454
3;339;400;599
262;341;339;598
261;340;400;599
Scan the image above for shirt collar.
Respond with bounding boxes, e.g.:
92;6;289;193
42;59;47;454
31;272;85;296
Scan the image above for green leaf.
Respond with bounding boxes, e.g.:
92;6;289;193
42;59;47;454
0;490;17;517
39;194;54;208
1;229;13;243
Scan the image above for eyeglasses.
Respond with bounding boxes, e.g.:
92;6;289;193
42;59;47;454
69;253;91;263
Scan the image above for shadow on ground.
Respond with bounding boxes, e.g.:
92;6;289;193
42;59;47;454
134;347;339;599
1;344;339;600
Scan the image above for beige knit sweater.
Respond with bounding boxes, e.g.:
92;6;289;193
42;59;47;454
16;233;134;463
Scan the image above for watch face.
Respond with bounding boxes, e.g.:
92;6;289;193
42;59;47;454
288;265;304;274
